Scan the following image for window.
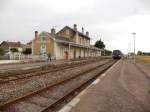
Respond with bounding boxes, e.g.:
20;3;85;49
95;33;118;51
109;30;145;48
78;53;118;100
66;29;70;35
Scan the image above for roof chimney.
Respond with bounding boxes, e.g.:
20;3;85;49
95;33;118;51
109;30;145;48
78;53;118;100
82;27;84;34
17;41;21;44
86;31;89;37
51;28;56;35
73;24;77;31
35;31;38;39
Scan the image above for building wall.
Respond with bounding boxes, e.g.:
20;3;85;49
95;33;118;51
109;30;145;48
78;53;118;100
57;27;90;46
32;38;40;55
74;47;80;58
32;33;54;56
55;43;69;59
57;28;76;41
54;43;101;60
77;35;90;46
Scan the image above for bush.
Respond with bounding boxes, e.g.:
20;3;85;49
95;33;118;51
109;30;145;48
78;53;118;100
102;49;112;56
10;48;18;52
105;49;112;56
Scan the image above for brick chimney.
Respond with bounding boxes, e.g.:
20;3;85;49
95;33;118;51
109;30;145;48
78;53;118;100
86;31;89;37
82;27;84;34
73;24;77;31
51;28;56;35
35;31;38;39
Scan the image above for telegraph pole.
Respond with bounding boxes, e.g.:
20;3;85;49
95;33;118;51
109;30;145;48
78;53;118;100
132;33;136;63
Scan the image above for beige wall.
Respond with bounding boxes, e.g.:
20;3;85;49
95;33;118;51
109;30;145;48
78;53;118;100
57;27;90;46
57;28;76;41
55;43;69;59
55;44;87;59
32;33;54;56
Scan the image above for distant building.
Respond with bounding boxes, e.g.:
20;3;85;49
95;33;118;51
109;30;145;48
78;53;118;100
0;41;23;52
28;24;102;60
0;41;29;60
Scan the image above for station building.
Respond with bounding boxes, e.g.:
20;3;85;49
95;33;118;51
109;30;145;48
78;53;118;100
29;24;102;60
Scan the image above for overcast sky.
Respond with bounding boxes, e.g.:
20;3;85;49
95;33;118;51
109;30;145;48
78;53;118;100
0;0;150;53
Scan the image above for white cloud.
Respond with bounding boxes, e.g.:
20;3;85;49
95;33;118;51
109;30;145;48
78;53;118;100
0;0;150;53
93;14;150;53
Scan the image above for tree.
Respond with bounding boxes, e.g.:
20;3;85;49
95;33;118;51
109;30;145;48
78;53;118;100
137;51;150;56
22;48;32;55
101;49;112;56
10;48;18;53
137;51;143;55
94;39;105;49
0;48;5;56
143;52;150;56
105;49;112;56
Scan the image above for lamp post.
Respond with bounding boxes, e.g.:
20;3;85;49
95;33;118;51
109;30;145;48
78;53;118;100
132;33;136;63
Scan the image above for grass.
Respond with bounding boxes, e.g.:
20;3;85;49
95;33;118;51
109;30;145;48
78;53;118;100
136;56;150;63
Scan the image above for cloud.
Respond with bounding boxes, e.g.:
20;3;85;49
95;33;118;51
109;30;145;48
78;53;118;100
0;0;150;53
0;0;10;10
139;0;150;8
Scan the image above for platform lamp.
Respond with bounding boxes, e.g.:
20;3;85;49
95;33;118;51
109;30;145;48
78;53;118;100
132;33;136;63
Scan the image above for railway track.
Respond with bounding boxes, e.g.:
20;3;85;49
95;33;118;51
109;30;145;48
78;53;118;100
0;59;100;84
0;58;90;71
0;59;110;106
0;58;95;75
0;60;116;112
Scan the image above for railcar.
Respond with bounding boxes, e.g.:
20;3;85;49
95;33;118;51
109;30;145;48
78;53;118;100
112;50;122;59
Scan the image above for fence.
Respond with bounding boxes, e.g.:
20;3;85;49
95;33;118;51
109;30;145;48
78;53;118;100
9;53;32;60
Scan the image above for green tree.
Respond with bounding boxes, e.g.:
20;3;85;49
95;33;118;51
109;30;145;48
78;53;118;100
0;48;5;56
94;39;105;49
10;48;18;52
105;49;112;56
22;48;32;55
137;51;143;55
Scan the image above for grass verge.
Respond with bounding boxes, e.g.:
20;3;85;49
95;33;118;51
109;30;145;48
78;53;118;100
136;56;150;63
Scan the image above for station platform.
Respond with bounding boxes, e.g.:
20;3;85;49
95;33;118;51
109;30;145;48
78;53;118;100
59;60;150;112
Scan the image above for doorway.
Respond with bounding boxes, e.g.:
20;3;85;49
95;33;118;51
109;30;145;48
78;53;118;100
64;51;69;59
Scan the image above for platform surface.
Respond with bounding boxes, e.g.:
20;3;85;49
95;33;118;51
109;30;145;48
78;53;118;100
62;60;150;112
